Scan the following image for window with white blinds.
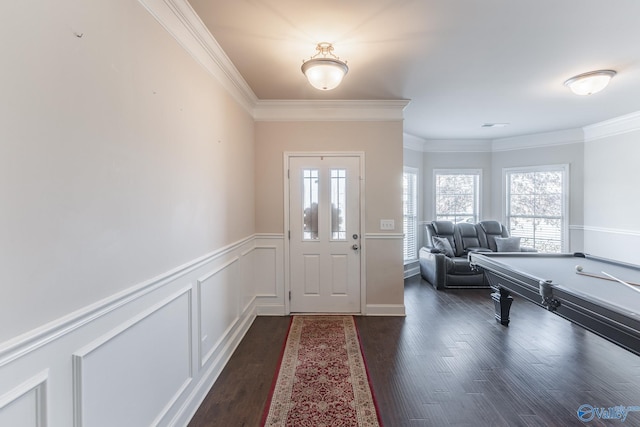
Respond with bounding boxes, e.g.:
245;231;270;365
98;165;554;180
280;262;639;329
504;165;568;252
403;167;418;262
434;170;481;224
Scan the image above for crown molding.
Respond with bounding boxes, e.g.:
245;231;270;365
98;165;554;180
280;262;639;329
402;134;492;152
403;133;426;151
253;100;410;122
583;110;640;142
133;2;411;123
424;139;492;153
138;0;257;114
491;128;584;152
405;116;640;153
136;1;640;136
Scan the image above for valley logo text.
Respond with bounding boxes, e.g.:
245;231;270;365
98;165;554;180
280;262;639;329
577;404;640;422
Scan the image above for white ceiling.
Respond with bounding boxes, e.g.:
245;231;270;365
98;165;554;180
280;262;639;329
188;0;640;141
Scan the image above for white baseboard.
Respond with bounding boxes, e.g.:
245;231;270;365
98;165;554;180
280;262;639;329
404;265;420;279
365;304;406;316
256;303;287;316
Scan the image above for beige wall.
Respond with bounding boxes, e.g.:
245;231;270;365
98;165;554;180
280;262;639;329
255;121;405;306
0;0;255;341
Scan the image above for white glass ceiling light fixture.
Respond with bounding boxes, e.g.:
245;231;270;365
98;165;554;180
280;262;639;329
301;42;348;90
564;70;616;96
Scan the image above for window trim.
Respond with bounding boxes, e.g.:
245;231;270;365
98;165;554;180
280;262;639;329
403;166;419;263
502;164;570;252
433;169;482;223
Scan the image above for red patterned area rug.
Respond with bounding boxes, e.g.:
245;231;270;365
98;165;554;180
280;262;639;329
261;316;382;427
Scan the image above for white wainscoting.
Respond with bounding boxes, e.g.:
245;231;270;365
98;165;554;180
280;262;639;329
583;226;640;266
254;234;286;315
72;289;192;427
0;234;285;427
0;370;48;427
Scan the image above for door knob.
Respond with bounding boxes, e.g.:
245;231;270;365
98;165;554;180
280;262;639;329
352;244;359;250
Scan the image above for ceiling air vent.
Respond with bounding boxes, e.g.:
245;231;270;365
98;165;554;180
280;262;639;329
482;123;509;128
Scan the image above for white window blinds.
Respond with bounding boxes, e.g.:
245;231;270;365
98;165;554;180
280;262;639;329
403;168;418;261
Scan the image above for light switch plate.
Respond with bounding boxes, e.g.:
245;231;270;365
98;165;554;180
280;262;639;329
380;219;395;230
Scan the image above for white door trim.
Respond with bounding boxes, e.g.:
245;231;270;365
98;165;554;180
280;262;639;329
283;151;366;315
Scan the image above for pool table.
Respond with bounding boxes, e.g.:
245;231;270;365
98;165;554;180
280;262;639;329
469;252;640;356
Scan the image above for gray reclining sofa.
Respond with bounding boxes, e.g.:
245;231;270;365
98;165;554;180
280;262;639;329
419;220;535;290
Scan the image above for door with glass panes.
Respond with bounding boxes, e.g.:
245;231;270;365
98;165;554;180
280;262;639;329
289;155;361;313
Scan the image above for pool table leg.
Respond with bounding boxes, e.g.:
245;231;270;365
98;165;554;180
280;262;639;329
492;288;513;326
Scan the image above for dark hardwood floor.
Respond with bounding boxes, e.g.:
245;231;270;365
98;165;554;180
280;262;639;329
189;276;640;426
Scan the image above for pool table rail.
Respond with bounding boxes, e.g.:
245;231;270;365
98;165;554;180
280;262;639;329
469;252;640;357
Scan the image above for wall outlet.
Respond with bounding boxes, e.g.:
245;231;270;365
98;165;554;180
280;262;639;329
380;219;395;230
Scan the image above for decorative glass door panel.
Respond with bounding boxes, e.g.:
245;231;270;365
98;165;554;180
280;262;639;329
302;169;319;240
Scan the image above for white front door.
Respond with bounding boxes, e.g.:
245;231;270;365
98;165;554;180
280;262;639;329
289;155;361;313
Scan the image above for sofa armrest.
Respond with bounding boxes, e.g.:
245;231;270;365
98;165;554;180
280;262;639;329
419;247;447;290
520;246;537;252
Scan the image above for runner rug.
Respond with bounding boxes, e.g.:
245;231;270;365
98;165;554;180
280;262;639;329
261;316;382;427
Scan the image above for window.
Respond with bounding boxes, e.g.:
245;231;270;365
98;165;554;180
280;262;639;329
504;165;568;252
434;170;481;224
403;167;418;262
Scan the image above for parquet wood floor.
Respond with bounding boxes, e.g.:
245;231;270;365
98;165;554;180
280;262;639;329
188;275;640;426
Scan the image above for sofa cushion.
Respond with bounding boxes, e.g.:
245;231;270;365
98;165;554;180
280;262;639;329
495;236;521;252
448;257;476;274
480;220;503;235
432;236;454;257
432;221;455;235
478;220;508;251
457;222;482;253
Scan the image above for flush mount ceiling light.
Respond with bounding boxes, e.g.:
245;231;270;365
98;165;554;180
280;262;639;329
301;42;348;91
564;70;616;96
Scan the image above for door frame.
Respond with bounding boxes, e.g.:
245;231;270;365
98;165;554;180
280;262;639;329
283;151;366;315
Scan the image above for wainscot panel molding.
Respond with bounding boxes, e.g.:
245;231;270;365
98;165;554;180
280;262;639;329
577;225;640;237
197;258;240;368
0;370;48;427
72;289;192;427
0;235;255;367
254;234;286;316
0;234;280;427
583;226;640;266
